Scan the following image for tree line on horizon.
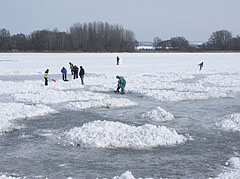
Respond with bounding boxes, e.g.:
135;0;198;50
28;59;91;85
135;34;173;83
0;22;137;52
153;30;240;51
0;22;240;52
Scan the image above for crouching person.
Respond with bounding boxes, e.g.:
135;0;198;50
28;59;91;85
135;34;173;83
115;75;126;94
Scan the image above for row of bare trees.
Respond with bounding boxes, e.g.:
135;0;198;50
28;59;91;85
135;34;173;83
205;30;240;50
0;22;137;52
1;26;239;52
153;30;240;51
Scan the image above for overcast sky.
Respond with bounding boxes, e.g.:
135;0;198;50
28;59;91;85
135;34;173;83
1;0;239;42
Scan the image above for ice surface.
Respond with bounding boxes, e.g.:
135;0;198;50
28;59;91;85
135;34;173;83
63;120;188;148
1;53;240;178
1;53;240;103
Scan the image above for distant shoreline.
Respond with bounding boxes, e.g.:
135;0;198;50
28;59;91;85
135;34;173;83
0;51;240;53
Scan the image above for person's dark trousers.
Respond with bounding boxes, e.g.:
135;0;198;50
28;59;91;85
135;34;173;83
74;71;77;79
76;71;79;78
62;74;67;81
45;77;48;86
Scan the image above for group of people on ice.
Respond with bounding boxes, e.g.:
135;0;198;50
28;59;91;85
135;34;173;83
44;56;202;95
44;57;126;94
44;62;85;86
68;62;85;85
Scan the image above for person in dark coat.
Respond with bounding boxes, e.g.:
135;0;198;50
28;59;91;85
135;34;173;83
44;69;49;86
61;67;67;81
117;56;120;65
73;65;79;79
198;62;204;70
79;66;85;85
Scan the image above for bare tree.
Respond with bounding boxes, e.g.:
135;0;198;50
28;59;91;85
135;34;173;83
153;37;162;49
207;30;232;50
227;36;240;50
169;37;189;50
0;29;11;51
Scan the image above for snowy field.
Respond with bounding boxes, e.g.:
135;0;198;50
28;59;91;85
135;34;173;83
1;53;240;178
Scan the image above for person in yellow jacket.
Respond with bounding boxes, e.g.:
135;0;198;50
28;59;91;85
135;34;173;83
44;69;49;86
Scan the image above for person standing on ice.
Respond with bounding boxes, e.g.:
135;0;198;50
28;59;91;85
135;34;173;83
69;62;74;75
44;69;49;86
79;66;85;85
114;76;126;94
117;56;120;65
61;67;67;81
73;65;79;79
198;62;204;71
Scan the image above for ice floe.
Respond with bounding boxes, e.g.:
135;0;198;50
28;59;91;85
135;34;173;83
112;171;153;179
67;97;137;110
0;175;20;179
216;113;240;132
63;120;188;148
210;157;240;179
142;107;174;121
0;102;54;134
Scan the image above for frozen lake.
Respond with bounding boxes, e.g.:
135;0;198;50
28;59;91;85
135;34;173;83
1;53;240;179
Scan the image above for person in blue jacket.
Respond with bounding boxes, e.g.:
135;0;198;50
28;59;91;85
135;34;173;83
115;75;126;94
61;67;67;81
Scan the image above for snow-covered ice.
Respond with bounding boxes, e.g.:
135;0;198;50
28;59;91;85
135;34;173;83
63;120;188;148
112;171;153;179
216;113;240;132
112;171;136;179
210;157;240;179
0;175;20;179
0;102;54;134
142;106;174;121
67;97;137;110
1;53;240;104
0;171;152;179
